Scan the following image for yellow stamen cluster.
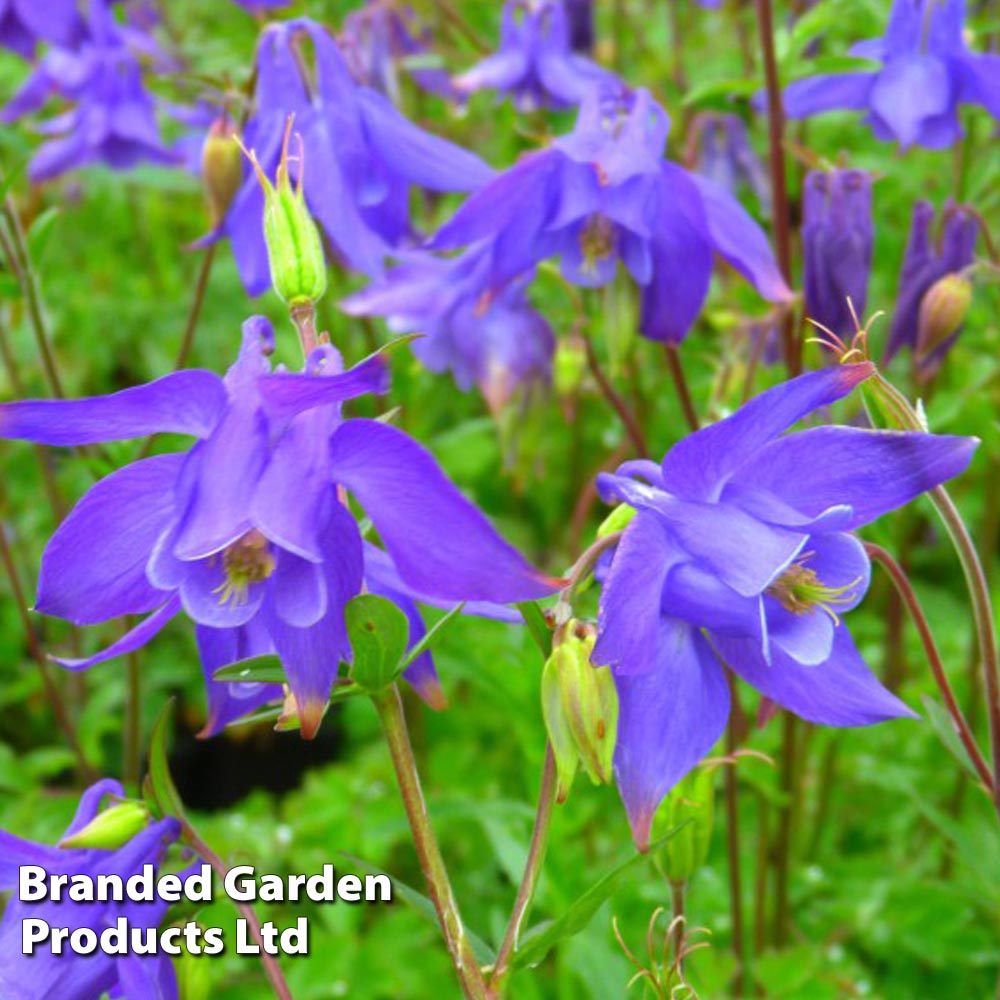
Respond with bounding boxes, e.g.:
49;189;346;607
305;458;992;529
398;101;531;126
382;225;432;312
579;215;615;275
214;529;276;607
767;554;860;626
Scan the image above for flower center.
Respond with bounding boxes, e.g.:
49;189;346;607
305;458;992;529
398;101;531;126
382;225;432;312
213;529;275;607
766;553;860;625
579;215;615;274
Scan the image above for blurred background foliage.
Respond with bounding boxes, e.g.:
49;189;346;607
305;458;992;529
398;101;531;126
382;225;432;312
1;0;1000;997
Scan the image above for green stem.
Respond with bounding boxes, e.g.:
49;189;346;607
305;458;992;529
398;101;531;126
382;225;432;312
373;685;489;1000
488;745;556;996
724;677;747;994
173;244;217;371
582;333;649;457
664;343;700;433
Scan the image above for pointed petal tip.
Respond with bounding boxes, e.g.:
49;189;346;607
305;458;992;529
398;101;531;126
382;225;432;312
629;809;654;854
416;679;448;712
298;699;327;740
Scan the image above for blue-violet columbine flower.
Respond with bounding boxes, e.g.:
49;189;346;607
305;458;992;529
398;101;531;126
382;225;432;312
0;317;556;737
432;88;791;343
592;363;976;847
0;780;180;1000
802;168;873;340
214;17;493;295
453;0;622;110
0;0;84;59
782;0;1000;149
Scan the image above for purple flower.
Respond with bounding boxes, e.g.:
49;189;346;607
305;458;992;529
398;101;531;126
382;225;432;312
782;0;1000;149
453;0;621;110
0;317;556;737
592;364;977;847
1;0;175;181
563;0;593;53
802;168;873;340
229;0;291;11
215;17;493;296
884;200;978;367
343;248;554;410
432;88;791;344
690;112;771;216
0;780;180;999
340;0;456;102
0;0;84;59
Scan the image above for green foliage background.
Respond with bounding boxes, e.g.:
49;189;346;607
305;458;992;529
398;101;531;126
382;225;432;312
1;0;1000;997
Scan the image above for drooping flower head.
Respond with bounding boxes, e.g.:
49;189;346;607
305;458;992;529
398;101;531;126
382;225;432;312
0;780;181;999
453;0;622;110
0;317;556;737
340;0;456;101
432;87;791;344
884;200;979;370
342;247;555;411
214;17;493;295
0;0;85;58
782;0;1000;148
802;168;873;340
1;0;175;181
592;364;977;847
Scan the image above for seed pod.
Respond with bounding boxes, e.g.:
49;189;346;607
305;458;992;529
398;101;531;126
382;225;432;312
201;119;243;225
238;117;327;308
59;801;151;851
916;272;972;361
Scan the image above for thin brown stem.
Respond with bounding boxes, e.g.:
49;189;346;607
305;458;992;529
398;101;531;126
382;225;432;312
582;334;648;457
725;676;747;995
184;828;294;1000
866;542;993;791
664;343;699;432
374;686;488;999
670;880;686;976
173;244;217;371
489;745;557;995
124;643;142;791
753;0;798;374
771;713;797;946
0;511;95;781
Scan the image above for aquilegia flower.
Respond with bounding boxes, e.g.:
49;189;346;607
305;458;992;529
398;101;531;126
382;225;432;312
342;247;554;411
0;0;84;59
689;112;771;216
432;88;791;343
0;780;180;999
215;17;492;295
802;168;873;339
782;0;1000;148
884;200;979;368
340;0;455;101
592;363;977;847
0;317;556;737
453;0;621;110
1;0;174;181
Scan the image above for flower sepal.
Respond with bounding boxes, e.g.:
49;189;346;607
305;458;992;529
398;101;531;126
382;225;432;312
59;800;152;851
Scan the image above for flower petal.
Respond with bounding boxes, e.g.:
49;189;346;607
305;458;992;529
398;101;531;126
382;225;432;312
613;622;729;850
272;551;328;628
659;364;873;501
329;419;558;603
0;371;228;445
782;73;875;118
36;455;181;625
869;56;952;148
730;426;977;530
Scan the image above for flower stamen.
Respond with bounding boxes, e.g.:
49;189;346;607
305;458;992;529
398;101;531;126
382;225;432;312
767;552;861;626
213;529;276;607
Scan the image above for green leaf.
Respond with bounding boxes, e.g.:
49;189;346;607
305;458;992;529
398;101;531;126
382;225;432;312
143;699;187;822
339;853;495;964
212;655;287;685
517;601;553;659
920;695;981;783
398;602;466;673
512;825;688;969
346;593;410;692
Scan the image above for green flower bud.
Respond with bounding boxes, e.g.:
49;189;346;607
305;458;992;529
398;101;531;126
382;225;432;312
597;502;636;539
652;765;715;884
201;119;243;226
175;932;212;1000
238;117;327;309
916;272;972;361
553;334;588;399
59;801;150;851
541;622;619;803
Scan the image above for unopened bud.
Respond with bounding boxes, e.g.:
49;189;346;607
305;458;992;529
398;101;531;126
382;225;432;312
238;116;327;308
201;119;243;226
553;334;587;398
597;503;635;538
175;930;212;1000
651;766;716;883
541;622;619;803
59;801;150;851
916;272;972;361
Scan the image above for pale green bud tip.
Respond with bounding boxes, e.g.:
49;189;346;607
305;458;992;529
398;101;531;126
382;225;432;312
541;621;619;803
553;335;588;398
916;273;972;361
59;801;151;851
597;503;636;538
201;119;243;225
237;115;328;308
